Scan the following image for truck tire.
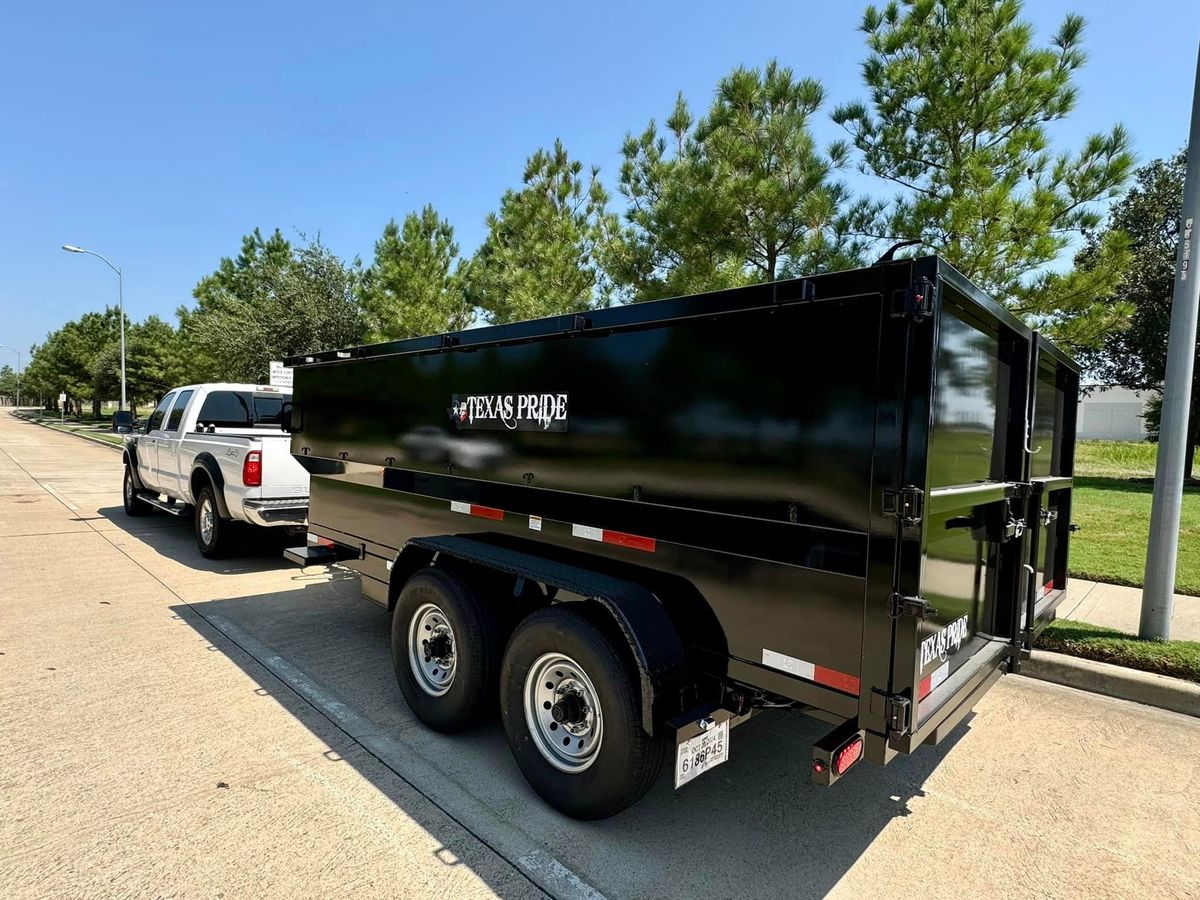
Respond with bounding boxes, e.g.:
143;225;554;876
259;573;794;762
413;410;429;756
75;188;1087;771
500;605;668;819
122;465;151;517
195;483;237;559
392;567;503;733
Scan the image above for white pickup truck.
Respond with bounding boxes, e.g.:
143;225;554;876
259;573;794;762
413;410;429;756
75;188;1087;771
121;383;309;558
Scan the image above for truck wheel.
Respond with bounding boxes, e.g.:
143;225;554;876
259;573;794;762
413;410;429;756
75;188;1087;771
195;483;237;558
392;567;502;733
122;466;150;517
500;605;668;819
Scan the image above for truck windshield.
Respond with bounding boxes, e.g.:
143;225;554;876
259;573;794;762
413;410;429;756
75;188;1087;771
195;391;292;428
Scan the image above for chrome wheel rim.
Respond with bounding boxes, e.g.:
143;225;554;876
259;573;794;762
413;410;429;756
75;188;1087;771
124;473;133;506
524;653;603;773
408;603;457;696
199;497;215;545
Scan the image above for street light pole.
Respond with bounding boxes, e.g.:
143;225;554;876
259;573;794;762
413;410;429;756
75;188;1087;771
0;345;20;407
1141;41;1200;640
62;245;126;412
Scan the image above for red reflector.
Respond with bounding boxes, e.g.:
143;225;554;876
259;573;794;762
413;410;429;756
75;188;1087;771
916;672;936;700
242;451;262;487
470;504;504;521
814;665;860;695
833;738;863;776
602;529;656;553
812;759;826;774
1043;580;1055;595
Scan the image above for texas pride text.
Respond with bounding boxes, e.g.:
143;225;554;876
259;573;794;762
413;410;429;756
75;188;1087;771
450;393;569;432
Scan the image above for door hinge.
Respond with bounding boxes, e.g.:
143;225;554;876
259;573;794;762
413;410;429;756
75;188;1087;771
882;486;924;526
891;592;937;620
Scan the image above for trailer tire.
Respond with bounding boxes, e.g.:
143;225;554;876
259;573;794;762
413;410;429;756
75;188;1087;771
392;567;502;733
195;483;237;559
123;465;150;517
500;605;668;819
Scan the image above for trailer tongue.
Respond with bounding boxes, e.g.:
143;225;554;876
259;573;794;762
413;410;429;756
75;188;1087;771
283;255;1077;817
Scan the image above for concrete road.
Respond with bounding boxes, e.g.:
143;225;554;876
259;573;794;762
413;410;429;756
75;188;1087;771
3;412;1200;900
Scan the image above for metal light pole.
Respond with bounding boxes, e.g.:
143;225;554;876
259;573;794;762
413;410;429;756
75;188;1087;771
1141;41;1200;641
62;244;126;412
0;345;20;407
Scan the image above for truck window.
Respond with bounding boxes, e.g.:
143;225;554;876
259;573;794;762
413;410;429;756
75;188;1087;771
165;389;194;432
196;391;293;427
147;392;176;432
252;394;290;425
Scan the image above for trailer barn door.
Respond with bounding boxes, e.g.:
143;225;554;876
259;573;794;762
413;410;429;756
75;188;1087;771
915;301;1022;708
1023;335;1079;636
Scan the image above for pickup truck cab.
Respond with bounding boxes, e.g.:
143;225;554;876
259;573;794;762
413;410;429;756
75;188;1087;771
122;383;309;558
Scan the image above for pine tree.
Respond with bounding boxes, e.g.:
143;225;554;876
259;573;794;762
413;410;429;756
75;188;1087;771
359;206;472;340
832;0;1135;349
612;61;874;301
469;140;617;323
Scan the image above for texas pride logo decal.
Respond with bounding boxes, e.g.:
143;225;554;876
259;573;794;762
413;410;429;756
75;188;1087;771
449;393;568;432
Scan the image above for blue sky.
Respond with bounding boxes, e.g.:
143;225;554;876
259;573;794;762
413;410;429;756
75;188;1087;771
1;1;1196;367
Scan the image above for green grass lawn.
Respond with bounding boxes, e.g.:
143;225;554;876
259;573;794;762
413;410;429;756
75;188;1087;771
1070;440;1200;596
1037;619;1200;683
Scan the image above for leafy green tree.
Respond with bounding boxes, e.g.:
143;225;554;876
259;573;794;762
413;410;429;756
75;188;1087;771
181;227;294;382
182;232;365;382
1075;150;1198;479
24;308;123;416
359;206;472;340
832;0;1135;349
90;315;192;410
614;61;874;300
0;365;17;404
469;140;618;323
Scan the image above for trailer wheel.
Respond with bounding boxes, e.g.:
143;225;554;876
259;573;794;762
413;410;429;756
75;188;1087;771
195;484;237;559
122;466;150;517
500;605;667;819
392;568;502;732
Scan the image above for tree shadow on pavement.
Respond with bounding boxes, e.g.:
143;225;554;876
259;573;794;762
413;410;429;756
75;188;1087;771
177;576;972;900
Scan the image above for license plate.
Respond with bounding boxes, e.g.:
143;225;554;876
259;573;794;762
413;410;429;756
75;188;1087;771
674;719;729;789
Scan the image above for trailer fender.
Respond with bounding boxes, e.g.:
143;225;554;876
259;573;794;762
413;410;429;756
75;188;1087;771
398;534;688;736
190;454;232;519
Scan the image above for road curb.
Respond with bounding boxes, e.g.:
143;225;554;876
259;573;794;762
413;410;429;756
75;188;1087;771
1020;649;1200;719
10;411;122;452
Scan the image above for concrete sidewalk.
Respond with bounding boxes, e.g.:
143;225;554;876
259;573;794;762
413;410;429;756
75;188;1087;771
1059;578;1200;640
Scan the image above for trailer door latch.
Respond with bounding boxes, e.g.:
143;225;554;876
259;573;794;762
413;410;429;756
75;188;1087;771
882;486;924;526
886;695;911;735
871;692;912;736
890;593;936;620
890;276;936;322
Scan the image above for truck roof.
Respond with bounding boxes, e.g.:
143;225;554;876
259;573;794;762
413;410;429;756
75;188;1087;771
170;382;290;394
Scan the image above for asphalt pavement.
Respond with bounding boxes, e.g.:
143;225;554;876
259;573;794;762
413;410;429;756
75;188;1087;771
3;410;1200;899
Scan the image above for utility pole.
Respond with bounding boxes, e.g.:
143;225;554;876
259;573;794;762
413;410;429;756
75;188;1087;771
1141;42;1200;640
62;245;126;411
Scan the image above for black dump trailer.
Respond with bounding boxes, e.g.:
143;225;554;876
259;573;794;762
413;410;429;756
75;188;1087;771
283;255;1078;819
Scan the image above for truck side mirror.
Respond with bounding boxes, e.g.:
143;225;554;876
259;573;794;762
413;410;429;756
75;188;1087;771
281;401;303;434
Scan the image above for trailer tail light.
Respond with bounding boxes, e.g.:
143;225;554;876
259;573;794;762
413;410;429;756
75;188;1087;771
242;451;262;487
833;737;863;776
